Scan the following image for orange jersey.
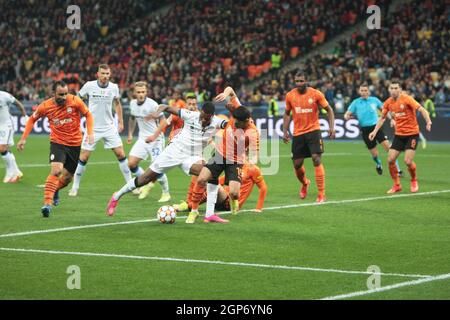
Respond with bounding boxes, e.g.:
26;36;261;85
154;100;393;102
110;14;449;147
24;94;92;146
285;87;328;136
216;119;260;164
382;93;421;136
220;164;267;210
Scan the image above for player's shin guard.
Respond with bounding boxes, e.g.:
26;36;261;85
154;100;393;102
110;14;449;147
407;162;417;181
118;158;132;182
72;160;87;190
157;173;170;194
295;166;308;185
44;175;59;205
314;164;325;196
113;177;138;201
57;176;70;191
191;182;206;211
205;183;219;218
389;163;400;185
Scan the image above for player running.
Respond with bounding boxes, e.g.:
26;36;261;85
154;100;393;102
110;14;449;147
283;71;335;203
69;64;131;197
17;81;94;217
127;82;170;202
106;102;227;216
369;80;432;194
344;83;402;176
0;90;27;183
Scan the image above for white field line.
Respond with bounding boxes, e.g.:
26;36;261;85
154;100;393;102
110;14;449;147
0;189;449;239
320;273;450;300
2;152;449;169
0;247;432;279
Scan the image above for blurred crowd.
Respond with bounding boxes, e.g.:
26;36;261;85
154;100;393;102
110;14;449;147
255;0;449;112
1;0;384;105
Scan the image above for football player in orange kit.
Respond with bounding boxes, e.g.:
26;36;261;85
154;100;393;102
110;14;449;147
17;81;94;217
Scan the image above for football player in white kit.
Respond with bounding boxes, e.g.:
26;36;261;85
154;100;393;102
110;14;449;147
127;82;171;202
69;64;132;196
0;90;27;183
106;101;227;216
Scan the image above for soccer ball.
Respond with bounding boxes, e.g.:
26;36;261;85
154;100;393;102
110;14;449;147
157;205;177;224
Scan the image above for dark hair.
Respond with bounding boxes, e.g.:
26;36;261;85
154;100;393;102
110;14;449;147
294;70;306;79
53;80;67;91
201;101;215;115
359;83;369;88
186;94;197;100
390;78;402;86
232;106;251;121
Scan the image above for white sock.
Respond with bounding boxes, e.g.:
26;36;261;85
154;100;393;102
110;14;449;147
71;161;86;190
5;152;20;174
1;152;11;176
119;158;132;182
113;178;137;200
205;183;219;218
131;166;145;177
157;174;170;194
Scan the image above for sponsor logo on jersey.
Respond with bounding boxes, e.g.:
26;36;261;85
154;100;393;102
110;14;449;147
295;107;314;113
308;98;314;104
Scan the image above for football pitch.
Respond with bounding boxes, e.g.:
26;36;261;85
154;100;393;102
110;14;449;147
0;135;449;300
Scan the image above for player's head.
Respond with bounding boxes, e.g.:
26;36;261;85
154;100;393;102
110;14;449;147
97;64;111;84
53;81;68;106
359;83;370;99
388;79;402;99
232;106;251;129
294;71;307;92
186;94;198;111
199;101;215;125
134;82;148;103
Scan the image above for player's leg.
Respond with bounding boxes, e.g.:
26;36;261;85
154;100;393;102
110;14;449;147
128;156;145;177
173;176;197;212
386;142;402;193
112;146;132;183
369;146;383;174
292;135;311;199
1;126;22;182
419;131;427;149
69;148;92;196
308;130;326;203
362;126;383;175
186;160;213;223
151;143;170;202
380;140;402;176
53;145;80;206
404;135;419;192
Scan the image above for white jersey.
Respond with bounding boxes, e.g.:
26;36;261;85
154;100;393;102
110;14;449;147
0;91;15;126
171;109;227;156
78;80;120;131
129;98;164;141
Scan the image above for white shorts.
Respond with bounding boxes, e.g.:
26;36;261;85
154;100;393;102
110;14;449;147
82;126;123;151
0;126;14;147
129;138;164;162
150;143;203;175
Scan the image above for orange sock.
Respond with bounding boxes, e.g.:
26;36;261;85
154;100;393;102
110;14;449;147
44;175;59;205
407;162;417;181
191;182;206;211
295;166;308;185
186;176;197;203
56;176;70;191
389;163;400;185
314;164;325;196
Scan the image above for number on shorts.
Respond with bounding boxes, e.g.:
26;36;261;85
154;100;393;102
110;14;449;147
151;148;160;157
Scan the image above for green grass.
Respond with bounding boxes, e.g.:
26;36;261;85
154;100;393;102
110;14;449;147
0;135;449;300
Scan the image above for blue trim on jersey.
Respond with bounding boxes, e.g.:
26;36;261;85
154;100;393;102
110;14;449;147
96;80;109;89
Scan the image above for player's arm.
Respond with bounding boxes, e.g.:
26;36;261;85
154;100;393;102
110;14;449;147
418;106;432;132
214;86;241;113
344;101;355;120
75;96;94;144
324;104;335;139
17;105;45;151
282;108;291;144
127;116;137;144
114;98;124;133
152;104;180;117
368;107;388;141
145;117;168;143
13;98;27;117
